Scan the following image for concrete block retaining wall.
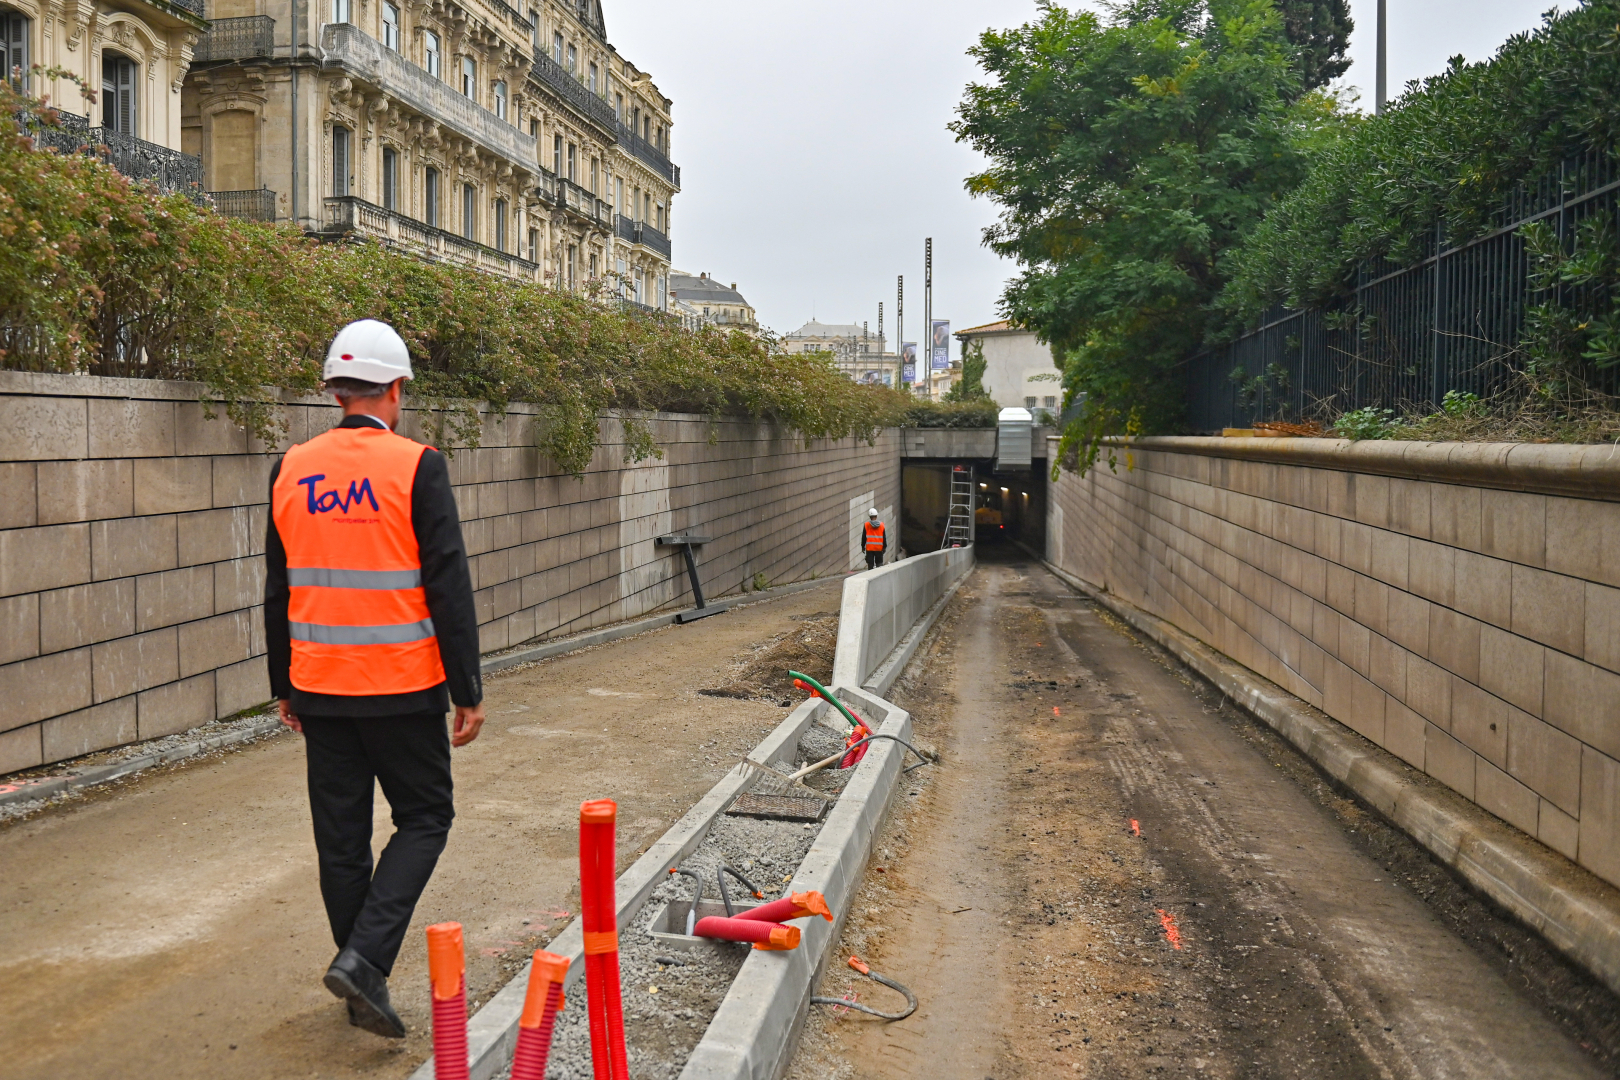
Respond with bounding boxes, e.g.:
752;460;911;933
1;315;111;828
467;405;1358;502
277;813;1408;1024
1047;435;1620;891
0;371;899;772
830;545;975;690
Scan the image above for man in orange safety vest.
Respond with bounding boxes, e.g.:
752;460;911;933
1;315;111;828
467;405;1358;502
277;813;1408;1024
264;319;484;1039
863;508;887;570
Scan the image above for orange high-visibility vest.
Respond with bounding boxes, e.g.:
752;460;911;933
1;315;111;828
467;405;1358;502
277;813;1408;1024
272;425;447;697
863;521;886;551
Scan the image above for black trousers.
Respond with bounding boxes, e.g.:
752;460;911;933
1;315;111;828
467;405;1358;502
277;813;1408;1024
866;550;883;570
301;713;454;976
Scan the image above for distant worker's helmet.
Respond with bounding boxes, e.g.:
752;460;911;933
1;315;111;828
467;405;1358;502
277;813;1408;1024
868;508;879;518
324;320;414;385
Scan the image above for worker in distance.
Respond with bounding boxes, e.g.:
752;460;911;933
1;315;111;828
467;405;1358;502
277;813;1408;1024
863;507;887;570
263;320;485;1038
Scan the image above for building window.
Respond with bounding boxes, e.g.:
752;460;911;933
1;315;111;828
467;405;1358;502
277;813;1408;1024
102;53;137;135
1044;396;1057;409
566;43;576;75
1024;396;1037;408
331;0;350;22
529;117;538;138
614;176;624;216
614;92;623;123
494;198;507;251
589;157;598;195
567;244;577;289
492;80;507;119
528;10;538;47
424;166;439;226
654;202;663;232
552;134;562;176
2;11;31;90
460;56;476;100
462;183;475;241
331;126;351;196
566;142;576;183
382;2;400;50
588;253;597;279
424;31;440;77
587;62;597;94
381;146;397;209
552;30;562;64
527;227;538;263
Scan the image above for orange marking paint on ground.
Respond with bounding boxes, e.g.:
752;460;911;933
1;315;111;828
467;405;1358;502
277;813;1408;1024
1053;706;1061;717
1130;819;1140;836
1156;909;1183;950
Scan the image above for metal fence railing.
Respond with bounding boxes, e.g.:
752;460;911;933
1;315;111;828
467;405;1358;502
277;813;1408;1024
207;188;277;221
192;16;275;63
1185;148;1620;431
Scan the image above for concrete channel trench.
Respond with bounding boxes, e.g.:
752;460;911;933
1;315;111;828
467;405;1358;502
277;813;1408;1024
407;548;971;1080
491;725;850;1080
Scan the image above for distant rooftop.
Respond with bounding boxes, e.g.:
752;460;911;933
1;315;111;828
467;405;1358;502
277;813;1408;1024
955;320;1017;337
669;271;749;306
786;320;872;340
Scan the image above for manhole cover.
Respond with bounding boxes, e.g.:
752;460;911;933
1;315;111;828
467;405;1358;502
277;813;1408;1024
727;793;827;822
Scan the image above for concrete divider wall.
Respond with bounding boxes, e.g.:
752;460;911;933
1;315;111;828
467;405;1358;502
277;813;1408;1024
830;545;974;690
1047;435;1620;891
0;370;899;772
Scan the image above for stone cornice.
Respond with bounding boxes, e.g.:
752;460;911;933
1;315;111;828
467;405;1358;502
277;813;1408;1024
1084;435;1620;503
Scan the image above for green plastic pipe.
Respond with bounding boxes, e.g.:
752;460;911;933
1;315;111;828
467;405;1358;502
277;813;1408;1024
788;670;862;730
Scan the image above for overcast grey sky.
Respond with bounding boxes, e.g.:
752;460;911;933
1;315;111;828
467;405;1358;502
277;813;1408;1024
607;0;1560;353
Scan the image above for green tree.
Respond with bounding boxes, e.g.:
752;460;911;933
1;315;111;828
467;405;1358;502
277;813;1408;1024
943;338;991;402
952;0;1333;471
1277;0;1352;90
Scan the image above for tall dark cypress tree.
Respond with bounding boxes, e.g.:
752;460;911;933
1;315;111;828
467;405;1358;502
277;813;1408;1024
1277;0;1353;89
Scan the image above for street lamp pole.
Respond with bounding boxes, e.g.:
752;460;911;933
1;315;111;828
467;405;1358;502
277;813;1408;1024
924;238;932;399
897;275;905;389
1376;0;1387;114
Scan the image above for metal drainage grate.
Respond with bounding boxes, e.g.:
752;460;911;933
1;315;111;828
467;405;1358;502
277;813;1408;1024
726;792;827;822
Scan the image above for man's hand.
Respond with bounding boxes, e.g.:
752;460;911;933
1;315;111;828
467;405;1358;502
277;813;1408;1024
452;703;485;747
278;699;302;734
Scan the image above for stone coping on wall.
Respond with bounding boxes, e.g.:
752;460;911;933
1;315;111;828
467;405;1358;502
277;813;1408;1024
1074;435;1620;504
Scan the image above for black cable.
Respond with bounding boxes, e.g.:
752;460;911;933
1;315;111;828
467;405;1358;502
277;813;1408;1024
811;967;918;1021
671;868;704;935
836;733;937;772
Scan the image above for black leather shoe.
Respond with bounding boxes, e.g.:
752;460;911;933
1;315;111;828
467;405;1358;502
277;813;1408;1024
324;947;406;1038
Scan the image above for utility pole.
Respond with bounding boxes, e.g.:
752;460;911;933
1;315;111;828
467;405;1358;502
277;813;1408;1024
877;302;886;386
924;238;932;399
897;275;905;388
1376;0;1387;114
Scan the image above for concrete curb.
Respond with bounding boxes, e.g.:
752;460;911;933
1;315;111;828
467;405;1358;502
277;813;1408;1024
1042;560;1620;998
859;563;971;699
408;693;836;1080
679;686;912;1080
0;716;286;808
481;577;841;675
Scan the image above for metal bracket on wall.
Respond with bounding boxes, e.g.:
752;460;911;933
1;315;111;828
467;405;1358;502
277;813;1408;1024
656;534;723;623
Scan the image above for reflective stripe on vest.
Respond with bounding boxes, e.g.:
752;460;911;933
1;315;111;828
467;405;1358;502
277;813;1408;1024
864;522;885;551
272;426;447;697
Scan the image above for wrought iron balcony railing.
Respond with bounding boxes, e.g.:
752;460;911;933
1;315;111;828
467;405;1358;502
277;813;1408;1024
529;48;616;135
208;188;277;221
614;214;670;261
29;113;203;196
614;122;678;187
193;16;276;63
323;196;540;281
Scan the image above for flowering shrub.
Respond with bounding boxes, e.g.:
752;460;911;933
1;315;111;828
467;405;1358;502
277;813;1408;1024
0;75;909;472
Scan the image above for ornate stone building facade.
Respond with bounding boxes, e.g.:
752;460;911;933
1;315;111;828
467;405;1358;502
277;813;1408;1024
3;0;207;191
181;0;676;295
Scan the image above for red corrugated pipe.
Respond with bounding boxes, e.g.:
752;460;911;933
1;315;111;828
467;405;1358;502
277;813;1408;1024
580;799;629;1080
509;950;569;1080
426;922;469;1080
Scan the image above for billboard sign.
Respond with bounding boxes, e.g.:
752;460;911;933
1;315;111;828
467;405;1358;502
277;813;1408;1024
901;342;917;384
930;320;950;371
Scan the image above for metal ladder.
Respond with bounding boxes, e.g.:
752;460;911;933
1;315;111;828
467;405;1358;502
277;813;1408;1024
940;465;974;549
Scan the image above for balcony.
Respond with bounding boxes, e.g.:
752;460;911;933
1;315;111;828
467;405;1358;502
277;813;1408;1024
192;16;276;63
615;214;671;261
323;196;540;282
529;49;617;135
208;188;278;221
30;112;203;195
535;168;613;230
614;122;678;187
322;24;536;170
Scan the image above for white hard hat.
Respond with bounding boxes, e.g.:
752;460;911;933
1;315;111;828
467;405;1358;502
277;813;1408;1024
868;508;879;517
324;319;413;384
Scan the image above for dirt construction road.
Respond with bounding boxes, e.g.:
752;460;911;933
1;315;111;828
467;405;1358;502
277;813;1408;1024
794;555;1619;1080
0;581;842;1080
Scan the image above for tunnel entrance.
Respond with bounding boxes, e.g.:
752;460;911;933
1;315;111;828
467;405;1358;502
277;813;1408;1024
900;460;1046;556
